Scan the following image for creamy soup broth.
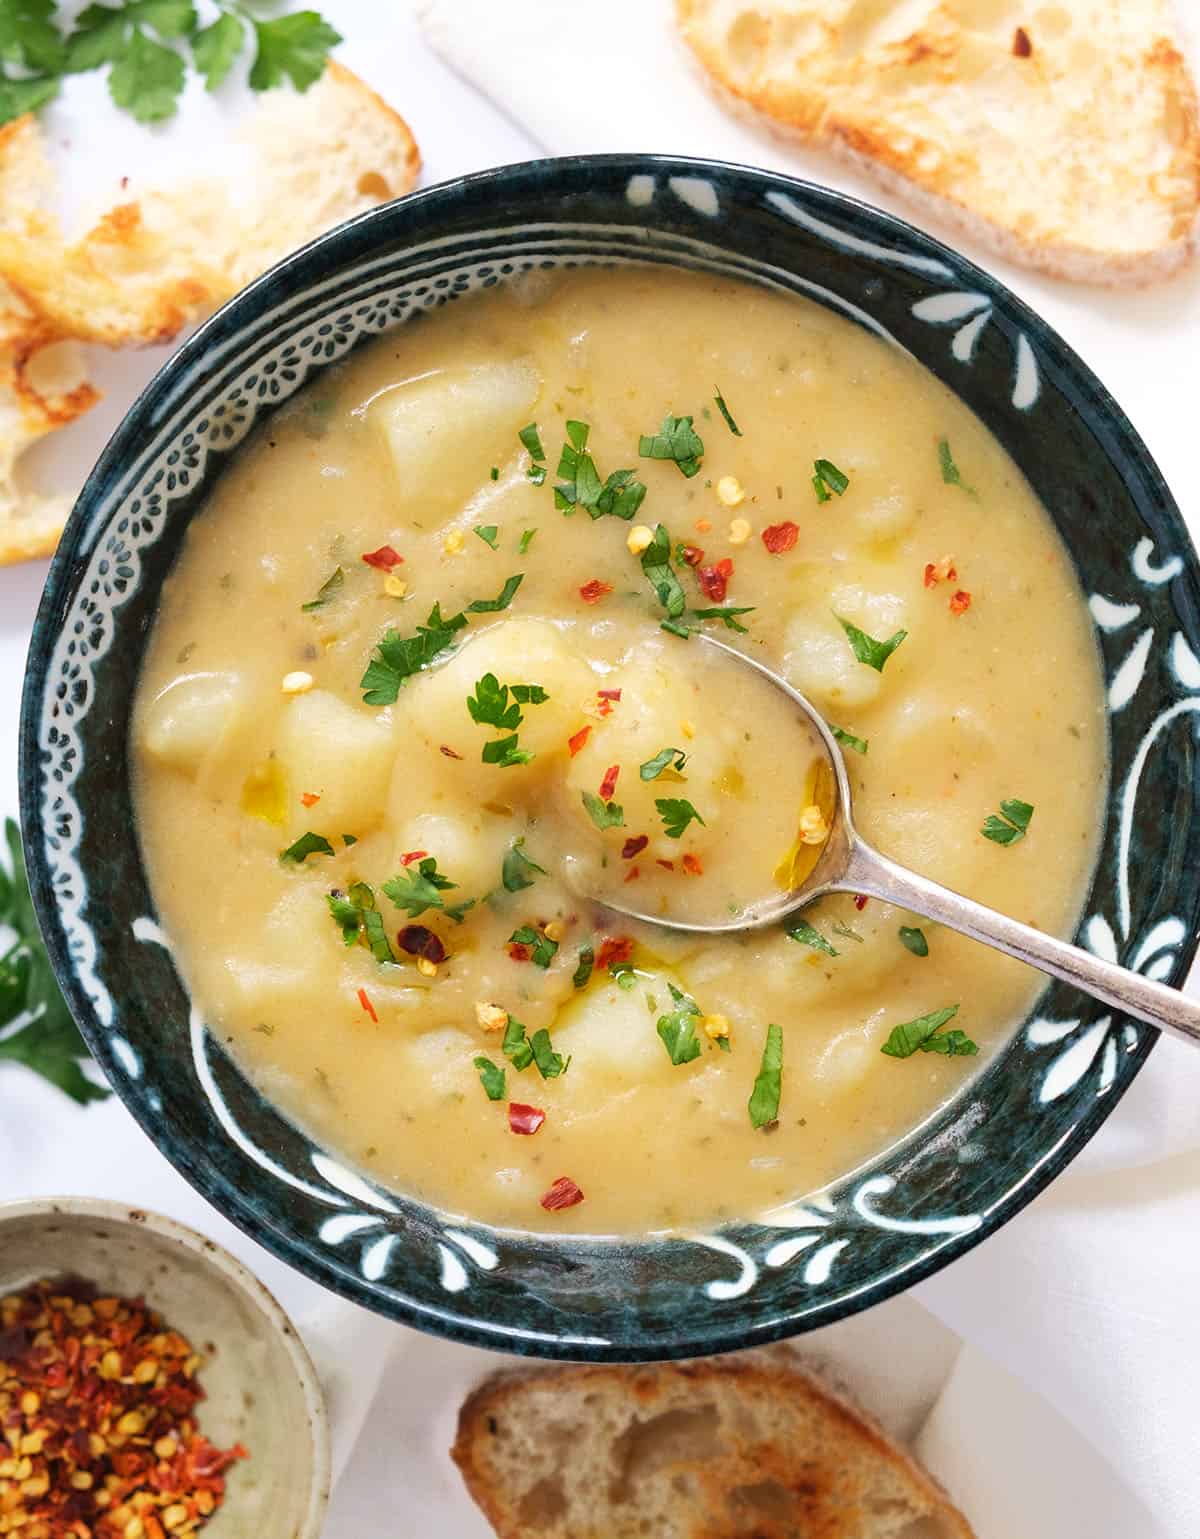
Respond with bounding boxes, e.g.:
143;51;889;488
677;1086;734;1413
132;268;1107;1234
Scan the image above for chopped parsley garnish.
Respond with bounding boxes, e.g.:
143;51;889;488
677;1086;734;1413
938;437;978;497
899;926;929;958
518;528;537;553
489;468;499;481
301;565;344;612
502;1016;534;1071
639;746;688;781
639;414;704;477
554;420;647;520
361;601;467;705
474;1056;506;1100
482;735;533;768
280;832;334;864
657;985;702;1065
382;857;457;919
835;615;908;673
640;524;687;622
530;1027;569;1078
582;791;625;831
468;673;547;767
981;799;1034;845
572;945;595;989
788;919;839;958
881;1004;976;1058
713;386;742;437
474;525;499;548
509;925;559;968
748;1023;783;1128
812;458;849;502
327;882;396;963
830;725;868;755
656;798;705;839
444;898;476;924
466;573;524;613
502;838;545;892
519;422;545;461
528;465;547;486
692;605;754;633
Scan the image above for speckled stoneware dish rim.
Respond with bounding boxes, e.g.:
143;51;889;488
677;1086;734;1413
19;153;1200;1361
0;1196;331;1536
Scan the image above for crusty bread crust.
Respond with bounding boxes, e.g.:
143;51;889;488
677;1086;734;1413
452;1352;976;1539
676;0;1200;287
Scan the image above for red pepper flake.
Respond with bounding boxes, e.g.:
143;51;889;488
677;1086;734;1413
508;942;533;962
568;725;591;757
624;865;640;882
598;764;620;801
579;579;614;603
656;858;675;871
396;925;447;963
540;1176;585;1211
596;936;634;970
949;590;972;616
597;688;622;701
509;1103;545;1135
761;521;799;555
440;744;464;760
357;987;378;1021
362;544;403;571
854;894;869;911
681;853;704;876
621;835;649;860
300;791;320;808
1013;24;1032;56
924;555;957;587
697;557;733;602
678;544;705;567
399;849;428;866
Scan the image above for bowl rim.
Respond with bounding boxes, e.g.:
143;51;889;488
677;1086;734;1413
18;151;1200;1360
0;1195;332;1533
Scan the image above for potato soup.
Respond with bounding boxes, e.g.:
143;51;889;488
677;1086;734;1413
132;268;1107;1234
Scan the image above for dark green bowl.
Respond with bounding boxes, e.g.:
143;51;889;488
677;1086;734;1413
19;155;1200;1359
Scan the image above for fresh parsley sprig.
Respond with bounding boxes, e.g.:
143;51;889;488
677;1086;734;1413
835;614;908;673
880;1004;977;1058
656;797;705;840
639;414;704;478
981;799;1034;845
383;857;458;920
554;421;646;520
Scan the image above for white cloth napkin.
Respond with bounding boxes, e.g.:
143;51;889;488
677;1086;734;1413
414;2;1200;1533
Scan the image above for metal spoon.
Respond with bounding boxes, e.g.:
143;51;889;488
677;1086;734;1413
599;634;1200;1049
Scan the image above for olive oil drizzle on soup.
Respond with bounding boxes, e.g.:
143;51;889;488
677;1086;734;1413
132;269;1107;1235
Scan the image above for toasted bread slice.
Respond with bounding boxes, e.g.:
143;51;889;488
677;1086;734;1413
452;1354;976;1539
676;0;1200;285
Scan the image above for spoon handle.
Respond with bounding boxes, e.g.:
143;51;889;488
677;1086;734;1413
842;839;1200;1048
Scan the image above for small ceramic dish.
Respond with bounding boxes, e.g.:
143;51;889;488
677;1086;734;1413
19;154;1200;1360
0;1199;330;1538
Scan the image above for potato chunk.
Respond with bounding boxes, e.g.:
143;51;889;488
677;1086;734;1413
138;671;247;774
552;968;688;1083
370;361;541;514
277;688;396;836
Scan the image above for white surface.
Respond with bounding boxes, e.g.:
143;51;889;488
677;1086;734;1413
1;1;1197;1534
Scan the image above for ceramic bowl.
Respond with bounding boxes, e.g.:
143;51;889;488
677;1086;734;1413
0;1198;329;1535
19;155;1200;1360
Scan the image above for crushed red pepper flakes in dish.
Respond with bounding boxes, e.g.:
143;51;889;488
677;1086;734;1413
854;894;869;911
0;1278;246;1539
624;866;640;883
697;557;733;602
579;579;614;603
357;987;378;1022
540;1177;585;1211
361;545;403;572
656;858;675;871
621;835;649;860
299;792;320;808
681;853;704;876
508;1104;545;1136
761;521;799;555
567;726;591;757
596;936;634;970
439;744;463;760
949;590;972;615
598;765;620;802
924;554;958;587
398;850;428;867
507;942;533;963
597;688;621;702
396;925;447;963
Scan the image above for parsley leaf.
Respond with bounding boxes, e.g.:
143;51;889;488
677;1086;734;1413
0;0;65;75
938;437;978;498
835;615;908;673
302;565;344;612
280;832;334;864
881;1005;975;1058
361;601;466;705
509;925;558;968
382;857;457;919
639;414;704;477
510;685;549;704
639;747;688;782
191;9;242;89
518;528;537;553
248;10;340;91
899;926;929;958
326;882;395;962
582;792;625;831
502;838;545;893
474;525;499;549
466;573;523;613
830;724;868;755
468;673;522;732
981;798;1034;845
572;944;594;989
748;1023;783;1128
640;524;687;621
530;1027;568;1078
713;386;741;437
692;605;754;633
657;986;702;1065
656;798;706;839
812;458;849;502
0;74;59;120
554;421;646;520
474;1056;506;1100
108;27;185;122
502;1015;534;1071
482;735;532;767
519;423;545;461
787;920;839;958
